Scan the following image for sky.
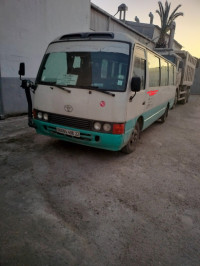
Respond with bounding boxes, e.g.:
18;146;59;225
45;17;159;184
91;0;200;58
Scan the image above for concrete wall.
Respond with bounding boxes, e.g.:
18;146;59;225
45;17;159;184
0;0;90;118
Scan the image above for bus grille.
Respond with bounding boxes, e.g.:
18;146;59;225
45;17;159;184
47;113;92;130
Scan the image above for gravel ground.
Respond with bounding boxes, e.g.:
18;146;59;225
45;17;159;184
0;95;200;266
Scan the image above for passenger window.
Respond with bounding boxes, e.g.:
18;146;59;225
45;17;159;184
148;52;160;87
133;47;146;90
169;64;174;85
160;59;169;86
173;67;176;85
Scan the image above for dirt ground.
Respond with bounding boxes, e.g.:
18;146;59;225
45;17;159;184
0;96;200;266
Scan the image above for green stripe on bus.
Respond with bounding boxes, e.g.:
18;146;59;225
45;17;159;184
33;119;124;151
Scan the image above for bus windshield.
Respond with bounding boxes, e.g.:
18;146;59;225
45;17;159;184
37;49;129;92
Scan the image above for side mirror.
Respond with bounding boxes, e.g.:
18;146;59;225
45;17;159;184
131;77;141;92
18;62;25;77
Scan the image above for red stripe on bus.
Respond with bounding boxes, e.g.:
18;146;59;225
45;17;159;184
147;90;159;96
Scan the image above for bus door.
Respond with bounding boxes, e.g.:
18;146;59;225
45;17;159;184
127;45;147;124
144;51;160;113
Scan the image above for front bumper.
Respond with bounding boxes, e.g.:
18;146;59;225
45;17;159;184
33;119;124;151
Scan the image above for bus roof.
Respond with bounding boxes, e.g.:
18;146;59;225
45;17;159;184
51;31;138;45
49;31;176;66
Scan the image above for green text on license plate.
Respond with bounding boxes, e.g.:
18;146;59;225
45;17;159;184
56;127;80;137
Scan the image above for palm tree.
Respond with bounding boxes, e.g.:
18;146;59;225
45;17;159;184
156;1;183;48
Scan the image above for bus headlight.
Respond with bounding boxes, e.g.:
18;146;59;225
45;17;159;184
94;122;102;131
43;113;48;121
37;112;43;119
103;123;111;132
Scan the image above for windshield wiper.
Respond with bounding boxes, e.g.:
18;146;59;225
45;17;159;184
37;82;71;93
50;84;71;93
78;86;115;97
37;83;116;96
51;84;71;93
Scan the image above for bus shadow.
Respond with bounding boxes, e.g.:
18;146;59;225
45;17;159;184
51;139;123;160
49;118;169;160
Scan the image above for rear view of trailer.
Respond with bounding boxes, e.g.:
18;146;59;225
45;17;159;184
175;50;197;103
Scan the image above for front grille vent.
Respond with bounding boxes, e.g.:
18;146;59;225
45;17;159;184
47;112;92;130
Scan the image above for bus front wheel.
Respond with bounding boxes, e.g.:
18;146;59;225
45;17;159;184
122;122;140;154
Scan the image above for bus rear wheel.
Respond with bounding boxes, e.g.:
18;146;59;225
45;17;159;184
160;105;169;123
185;87;190;103
172;90;178;109
122;122;140;154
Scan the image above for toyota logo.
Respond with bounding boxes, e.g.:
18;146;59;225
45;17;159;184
64;105;73;112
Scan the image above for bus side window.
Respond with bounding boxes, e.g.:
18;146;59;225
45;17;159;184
148;51;160;87
133;47;146;90
160;59;169;86
169;64;174;85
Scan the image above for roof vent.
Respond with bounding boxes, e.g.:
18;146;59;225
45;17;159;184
59;33;84;40
87;32;114;39
59;32;114;41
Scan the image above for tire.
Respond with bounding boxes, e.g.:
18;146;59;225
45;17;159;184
180;98;186;104
180;88;190;104
160;105;169;123
122;122;140;154
185;88;190;103
172;90;178;109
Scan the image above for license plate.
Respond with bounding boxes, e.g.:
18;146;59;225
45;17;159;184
56;127;80;137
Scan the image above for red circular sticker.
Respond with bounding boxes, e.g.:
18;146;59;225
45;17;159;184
100;101;106;107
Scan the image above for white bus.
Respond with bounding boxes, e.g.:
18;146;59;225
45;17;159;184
19;32;176;153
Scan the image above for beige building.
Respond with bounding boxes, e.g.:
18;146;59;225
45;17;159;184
90;3;182;51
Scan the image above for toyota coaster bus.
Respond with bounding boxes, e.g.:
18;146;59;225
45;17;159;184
18;32;176;153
